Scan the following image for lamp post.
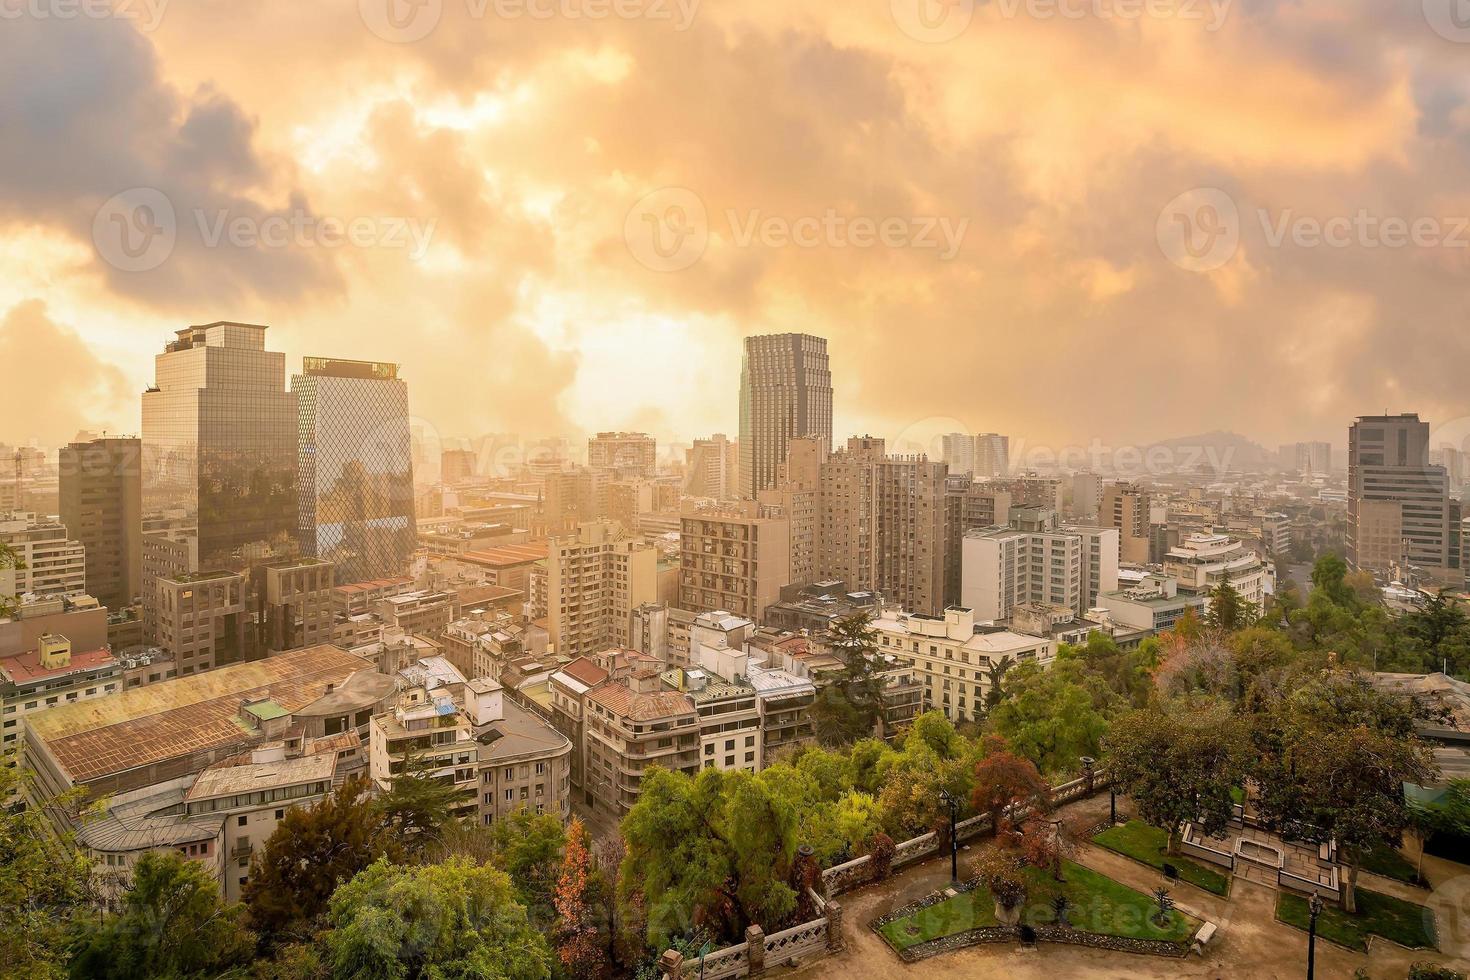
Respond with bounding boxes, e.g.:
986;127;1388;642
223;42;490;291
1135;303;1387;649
1079;756;1096;795
1306;892;1324;980
938;789;960;883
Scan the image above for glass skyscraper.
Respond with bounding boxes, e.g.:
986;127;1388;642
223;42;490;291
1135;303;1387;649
141;322;299;572
738;333;833;499
292;357;415;585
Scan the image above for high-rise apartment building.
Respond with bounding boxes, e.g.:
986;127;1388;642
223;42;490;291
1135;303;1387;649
1348;415;1459;581
58;437;142;611
817;437;949;616
292;357;415;585
441;449;477;485
1279;441;1332;475
546;521;658;658
587;432;657;476
1101;482;1152;565
974;433;1010;479
678;501;792;620
684;434;739;500
960;507;1119;622
940;433;975;476
1070;473;1102;522
141;322;298;612
738;334;832;499
0;514;87;601
153;570;248;675
757;436;823;589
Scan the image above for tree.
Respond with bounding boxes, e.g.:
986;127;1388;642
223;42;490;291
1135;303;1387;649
0;758;93;978
325;857;553;980
1311;554;1357;607
1105;701;1250;853
69;851;254;979
826;612;884;737
970;735;1051;836
0;541;21;619
1205;579;1255;633
809;685;866;747
554;819;606;980
244;775;396;944
481;808;569;924
988;658;1112;774
982;655;1015;716
372;756;466;858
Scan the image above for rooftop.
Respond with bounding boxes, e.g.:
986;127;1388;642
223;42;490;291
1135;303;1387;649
186;752;336;801
0;646;117;687
586;681;695;722
476;697;569;762
458;543;549;567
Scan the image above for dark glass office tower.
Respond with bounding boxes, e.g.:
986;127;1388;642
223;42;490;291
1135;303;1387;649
292;357;415;584
141;322;298;573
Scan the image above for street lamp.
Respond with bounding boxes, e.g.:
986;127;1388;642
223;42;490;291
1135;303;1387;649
938;788;960;883
1079;756;1096;795
1306;891;1324;980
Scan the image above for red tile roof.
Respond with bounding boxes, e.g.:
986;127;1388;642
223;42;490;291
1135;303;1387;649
561;657;610;687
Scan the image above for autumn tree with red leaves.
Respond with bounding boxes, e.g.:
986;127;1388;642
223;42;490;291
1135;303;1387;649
970;735;1052;836
554;818;607;980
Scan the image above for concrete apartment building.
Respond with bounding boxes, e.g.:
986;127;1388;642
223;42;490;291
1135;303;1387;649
1102;482;1152;564
58;436;143;610
872;606;1055;725
685;434;739;499
739;333;833;499
1;633;121;751
1070;473;1102;522
960;508;1120;623
987;476;1061;512
255;557;335;653
0;513;86;600
757;436;823;589
154;570;248;675
678;501;792;620
583;678;699;815
546;521;657;658
1349;414;1460;584
587;432;657;476
818;437;950;617
974;433;1011;479
373;589;458;634
1098;572;1210;637
548;656;611;794
1162;532;1268;614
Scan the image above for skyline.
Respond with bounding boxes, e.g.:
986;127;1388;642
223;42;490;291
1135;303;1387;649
6;4;1470;450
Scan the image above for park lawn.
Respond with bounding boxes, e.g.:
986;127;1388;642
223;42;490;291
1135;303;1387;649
1360;844;1423;885
1021;861;1201;944
877;860;1201;953
1093;820;1231;896
1276;889;1436;952
878;889;997;952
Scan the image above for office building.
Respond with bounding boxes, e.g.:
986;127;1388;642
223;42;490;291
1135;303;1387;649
678;501;792;620
0;513;86;600
587;432;657;476
1101;482;1152;565
1070;473;1102;522
153;570;248;675
58;437;142;610
738;333;833;498
293;357;415;585
685;434;739;499
255;557;335;653
960;507;1119;622
1348;415;1459;582
441;449;477;485
974;433;1010;478
1162;533;1268;613
941;433;975;476
545;521;658;658
1;633;121;751
1279;441;1332;475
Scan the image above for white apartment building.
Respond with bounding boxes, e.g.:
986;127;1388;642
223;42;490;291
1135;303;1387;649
871;606;1055;725
960;508;1119;622
546;521;657;658
1162;532;1267;614
0;513;86;600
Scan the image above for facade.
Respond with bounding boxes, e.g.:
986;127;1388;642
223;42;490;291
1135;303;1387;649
1070;473;1102;522
738;333;833;499
588;432;657;476
0;513;86;600
940;433;976;476
762;580;883;634
583;680;699;814
1348;415;1459;582
141;322;298;583
58;437;143;610
441;449;476;485
756;436;823;588
960;508;1119;623
474;683;573;826
974;433;1010;479
872;606;1055;725
545;521;657;658
1162;533;1268;613
1099;573;1209;634
678;501;792;620
818;437;950;617
293;357;415;585
153;570;248;675
1;634;120;751
1101;482;1152;564
685;434;739;499
255;558;335;653
548;656;611;794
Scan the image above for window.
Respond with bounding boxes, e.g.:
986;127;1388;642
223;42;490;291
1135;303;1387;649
275;809;284;820
237;815;247;827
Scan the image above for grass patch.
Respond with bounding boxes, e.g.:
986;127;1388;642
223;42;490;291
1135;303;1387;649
877;860;1201;953
1276;889;1437;952
1093;820;1230;896
1361;844;1424;886
1230;786;1245;804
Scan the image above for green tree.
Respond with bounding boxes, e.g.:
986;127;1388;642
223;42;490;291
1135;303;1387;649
0;541;21;619
0;758;93;978
69;851;254;979
988;658;1112;774
244;775;396;945
809;685;866;747
325;857;552;980
480;809;568;924
372;756;466;859
1205;579;1255;632
1105;700;1250;853
1311;554;1357;607
982;655;1015;716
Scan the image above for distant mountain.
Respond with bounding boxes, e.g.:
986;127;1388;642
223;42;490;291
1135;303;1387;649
1131;431;1274;475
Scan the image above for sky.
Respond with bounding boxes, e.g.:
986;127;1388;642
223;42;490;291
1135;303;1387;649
3;0;1470;458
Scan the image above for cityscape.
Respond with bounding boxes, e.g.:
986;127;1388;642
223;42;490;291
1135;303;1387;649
4;4;1470;980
